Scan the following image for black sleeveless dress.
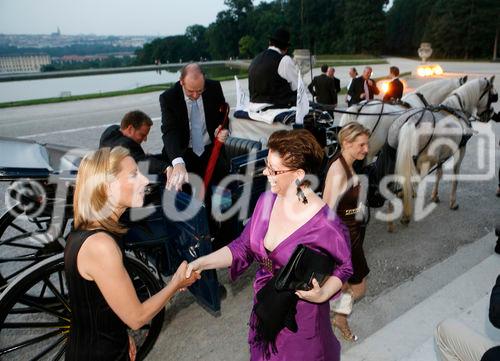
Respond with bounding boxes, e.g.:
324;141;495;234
64;229;129;361
332;154;369;284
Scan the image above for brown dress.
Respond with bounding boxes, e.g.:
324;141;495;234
330;153;369;284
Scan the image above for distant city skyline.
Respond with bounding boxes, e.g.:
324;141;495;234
0;0;268;37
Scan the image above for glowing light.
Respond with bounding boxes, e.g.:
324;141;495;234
379;80;390;94
416;64;445;77
433;64;443;75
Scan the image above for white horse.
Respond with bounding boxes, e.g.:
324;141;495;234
391;77;497;227
339;76;468;163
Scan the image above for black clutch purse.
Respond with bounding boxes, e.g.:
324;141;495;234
275;244;336;292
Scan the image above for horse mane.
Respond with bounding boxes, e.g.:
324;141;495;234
441;78;485;113
339;100;384;126
416;78;461;104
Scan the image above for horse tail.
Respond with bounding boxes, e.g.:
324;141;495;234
339;105;360;127
395;121;418;220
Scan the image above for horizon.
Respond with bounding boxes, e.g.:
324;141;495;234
0;0;269;38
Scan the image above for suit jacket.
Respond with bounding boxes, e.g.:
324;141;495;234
99;125;169;174
308;73;337;105
383;78;404;102
332;76;341;105
481;275;500;361
347;76;380;106
160;79;226;162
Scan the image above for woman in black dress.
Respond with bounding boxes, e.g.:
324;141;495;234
323;123;370;342
65;147;199;360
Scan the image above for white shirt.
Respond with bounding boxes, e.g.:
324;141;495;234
171;93;211;166
268;46;299;91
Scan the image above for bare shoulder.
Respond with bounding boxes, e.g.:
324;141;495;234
78;232;122;281
326;159;347;180
79;232;122;266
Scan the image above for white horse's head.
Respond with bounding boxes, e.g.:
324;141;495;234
444;76;497;122
476;76;497;122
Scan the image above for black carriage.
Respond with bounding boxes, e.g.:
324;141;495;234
0;106;338;360
0;134;270;360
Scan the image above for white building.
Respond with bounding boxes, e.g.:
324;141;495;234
0;54;51;73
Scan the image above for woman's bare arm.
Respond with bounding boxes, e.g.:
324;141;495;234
77;233;199;330
186;246;233;277
323;160;347;210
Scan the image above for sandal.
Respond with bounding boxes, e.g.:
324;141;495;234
332;315;358;342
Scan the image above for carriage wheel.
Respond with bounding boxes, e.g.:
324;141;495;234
0;253;165;361
0;205;67;290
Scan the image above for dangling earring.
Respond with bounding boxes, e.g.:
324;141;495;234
295;179;308;204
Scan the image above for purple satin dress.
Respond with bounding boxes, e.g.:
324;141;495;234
227;192;353;361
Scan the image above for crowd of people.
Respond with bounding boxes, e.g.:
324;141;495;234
62;27;498;361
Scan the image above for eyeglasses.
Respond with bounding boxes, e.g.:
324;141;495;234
264;159;296;176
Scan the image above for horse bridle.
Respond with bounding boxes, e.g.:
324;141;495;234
453;78;497;120
477;80;498;119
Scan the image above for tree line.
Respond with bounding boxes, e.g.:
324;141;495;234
135;0;500;65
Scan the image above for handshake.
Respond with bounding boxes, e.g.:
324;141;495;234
170;259;203;292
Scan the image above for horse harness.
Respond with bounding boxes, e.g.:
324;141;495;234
406;104;472;172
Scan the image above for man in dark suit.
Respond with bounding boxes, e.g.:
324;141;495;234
327;66;341;105
159;63;229;192
100;110;171;176
308;64;337;107
383;66;404;102
347;66;380;106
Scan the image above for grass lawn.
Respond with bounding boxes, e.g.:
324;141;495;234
313;54;387;69
0;73;249;109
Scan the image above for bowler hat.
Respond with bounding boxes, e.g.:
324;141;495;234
269;28;291;49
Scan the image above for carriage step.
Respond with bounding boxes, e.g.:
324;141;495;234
341;231;499;361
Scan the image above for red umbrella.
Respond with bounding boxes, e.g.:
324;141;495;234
202;102;230;195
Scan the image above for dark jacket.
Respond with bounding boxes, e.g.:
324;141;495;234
99;125;169;174
248;49;296;107
308;74;338;105
348;76;380;106
481;275;500;361
159;79;226;162
383;78;404;102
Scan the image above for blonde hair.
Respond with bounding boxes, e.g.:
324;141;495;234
73;147;130;234
338;123;370;148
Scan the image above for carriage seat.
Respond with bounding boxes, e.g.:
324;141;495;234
43;143;86;172
224;136;262;160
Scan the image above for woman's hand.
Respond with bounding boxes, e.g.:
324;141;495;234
128;335;136;361
171;261;200;291
295;279;329;304
186;258;203;279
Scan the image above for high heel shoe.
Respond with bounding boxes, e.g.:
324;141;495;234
332;317;358;342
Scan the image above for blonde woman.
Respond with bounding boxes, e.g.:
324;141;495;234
64;147;199;361
323;123;370;342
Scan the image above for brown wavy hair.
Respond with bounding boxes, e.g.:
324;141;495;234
267;129;324;186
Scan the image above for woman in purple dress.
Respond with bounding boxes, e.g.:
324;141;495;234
187;129;353;360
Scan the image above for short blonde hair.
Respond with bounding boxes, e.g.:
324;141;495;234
338;123;370;148
73;147;130;234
